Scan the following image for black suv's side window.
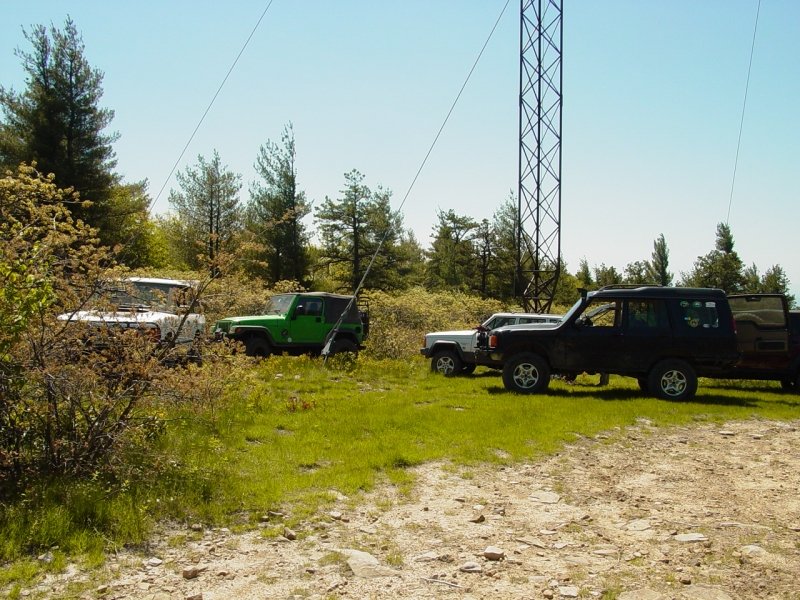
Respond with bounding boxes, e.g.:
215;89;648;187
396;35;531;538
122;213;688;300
626;299;669;330
581;299;621;328
675;299;721;331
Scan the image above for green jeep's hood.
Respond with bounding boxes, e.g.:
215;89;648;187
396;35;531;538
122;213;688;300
214;314;283;333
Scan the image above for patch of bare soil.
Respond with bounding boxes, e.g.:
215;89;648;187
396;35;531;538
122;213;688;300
35;419;800;599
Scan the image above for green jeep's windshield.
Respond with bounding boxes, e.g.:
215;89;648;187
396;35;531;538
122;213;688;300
264;294;296;316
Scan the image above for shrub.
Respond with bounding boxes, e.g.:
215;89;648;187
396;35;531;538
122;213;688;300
361;287;508;359
0;165;198;492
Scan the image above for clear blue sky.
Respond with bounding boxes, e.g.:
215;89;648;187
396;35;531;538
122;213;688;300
2;1;798;297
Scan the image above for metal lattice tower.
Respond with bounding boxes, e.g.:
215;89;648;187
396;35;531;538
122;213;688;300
517;0;563;312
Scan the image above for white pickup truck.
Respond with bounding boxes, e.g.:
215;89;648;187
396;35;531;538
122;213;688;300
421;312;562;375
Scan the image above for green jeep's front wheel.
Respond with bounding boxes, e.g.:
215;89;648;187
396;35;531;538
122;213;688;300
244;336;272;358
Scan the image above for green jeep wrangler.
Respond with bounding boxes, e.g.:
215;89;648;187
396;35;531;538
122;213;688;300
213;292;368;357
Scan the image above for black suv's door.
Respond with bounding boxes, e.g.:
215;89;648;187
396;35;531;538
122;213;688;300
668;296;734;370
617;298;672;371
553;298;625;372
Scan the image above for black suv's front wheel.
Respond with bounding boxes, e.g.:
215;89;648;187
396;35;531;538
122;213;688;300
648;359;697;401
502;352;550;394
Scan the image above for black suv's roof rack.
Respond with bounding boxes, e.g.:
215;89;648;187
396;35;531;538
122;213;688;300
597;283;663;291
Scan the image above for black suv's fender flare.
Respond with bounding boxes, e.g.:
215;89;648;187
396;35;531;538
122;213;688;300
789;355;800;375
783;356;800;390
503;341;552;365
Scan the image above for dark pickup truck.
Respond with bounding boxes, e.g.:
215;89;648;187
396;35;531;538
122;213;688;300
726;294;800;390
479;286;740;400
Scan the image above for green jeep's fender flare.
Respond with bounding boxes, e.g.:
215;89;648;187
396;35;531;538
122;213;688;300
230;326;276;346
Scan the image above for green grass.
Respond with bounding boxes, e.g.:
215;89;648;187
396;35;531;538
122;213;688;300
159;356;800;525
2;355;799;592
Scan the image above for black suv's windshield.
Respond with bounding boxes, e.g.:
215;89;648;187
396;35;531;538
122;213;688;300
562;297;585;323
264;294;296;316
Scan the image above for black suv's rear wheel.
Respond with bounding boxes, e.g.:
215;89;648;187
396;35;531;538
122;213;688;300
502;352;550;394
431;350;462;376
648;359;697;400
780;371;800;392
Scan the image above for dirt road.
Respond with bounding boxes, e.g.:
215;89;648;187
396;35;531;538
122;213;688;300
36;419;800;599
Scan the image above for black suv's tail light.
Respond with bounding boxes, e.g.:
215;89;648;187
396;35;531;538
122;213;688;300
489;334;498;349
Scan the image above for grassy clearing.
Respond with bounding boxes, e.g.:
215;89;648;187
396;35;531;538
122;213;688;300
2;355;799;589
162;356;800;524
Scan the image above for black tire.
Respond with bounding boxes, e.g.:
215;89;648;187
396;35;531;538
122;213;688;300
647;359;697;401
244;336;272;358
502;352;550;394
780;371;800;392
461;363;477;375
431;350;463;376
187;345;203;367
330;338;358;355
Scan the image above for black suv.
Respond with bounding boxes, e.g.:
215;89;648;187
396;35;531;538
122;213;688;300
480;286;739;400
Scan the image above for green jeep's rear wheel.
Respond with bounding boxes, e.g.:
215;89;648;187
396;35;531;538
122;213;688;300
330;338;358;355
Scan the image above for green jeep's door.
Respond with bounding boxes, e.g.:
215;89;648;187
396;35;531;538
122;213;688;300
289;296;328;344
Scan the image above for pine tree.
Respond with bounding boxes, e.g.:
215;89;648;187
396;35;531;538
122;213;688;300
315;170;405;292
247;123;311;284
645;233;673;286
682;223;744;292
167;151;242;275
0;18;119;241
489;195;519;300
425;209;478;291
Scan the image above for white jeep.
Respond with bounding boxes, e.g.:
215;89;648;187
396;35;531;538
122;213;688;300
58;277;205;346
421;312;561;375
